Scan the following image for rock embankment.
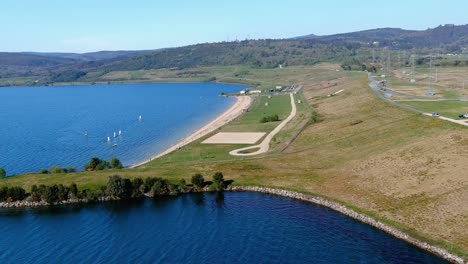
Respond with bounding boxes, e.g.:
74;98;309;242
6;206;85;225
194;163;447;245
229;186;465;264
0;197;113;209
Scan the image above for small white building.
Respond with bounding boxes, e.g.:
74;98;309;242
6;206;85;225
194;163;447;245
249;90;262;94
240;90;246;95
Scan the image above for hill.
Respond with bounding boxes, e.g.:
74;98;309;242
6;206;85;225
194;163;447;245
298;24;468;50
2;24;468;85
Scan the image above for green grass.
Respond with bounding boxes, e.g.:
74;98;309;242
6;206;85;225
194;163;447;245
399;101;468;119
0;65;466;260
145;93;300;167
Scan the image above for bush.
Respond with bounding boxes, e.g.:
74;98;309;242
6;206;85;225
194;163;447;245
212;172;224;191
85;157;105;171
310;110;320;123
39;169;49;174
260;114;280;123
0;167;5;178
179;179;186;189
191;174;205;188
68;167;76;173
109;157;123;169
50;166;68;174
106;175;131;199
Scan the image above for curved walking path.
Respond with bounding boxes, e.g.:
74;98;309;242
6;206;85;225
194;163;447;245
229;93;297;156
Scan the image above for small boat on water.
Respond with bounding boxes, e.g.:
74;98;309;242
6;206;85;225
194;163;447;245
112;144;118;147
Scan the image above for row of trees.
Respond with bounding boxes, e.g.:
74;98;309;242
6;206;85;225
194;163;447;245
85;157;123;171
30;184;79;203
0;186;26;202
39;166;76;174
0;172;226;204
106;172;225;199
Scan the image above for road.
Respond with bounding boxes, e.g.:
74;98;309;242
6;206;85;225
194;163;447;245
368;74;468;127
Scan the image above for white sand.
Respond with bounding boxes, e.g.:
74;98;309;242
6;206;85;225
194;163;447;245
202;132;266;144
131;95;252;168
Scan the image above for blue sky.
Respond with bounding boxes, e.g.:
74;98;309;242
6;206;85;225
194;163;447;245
1;0;467;53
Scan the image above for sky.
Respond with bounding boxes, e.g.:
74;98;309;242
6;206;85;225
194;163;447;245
1;0;467;53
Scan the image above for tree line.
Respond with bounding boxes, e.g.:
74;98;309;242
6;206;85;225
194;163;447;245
0;172;226;204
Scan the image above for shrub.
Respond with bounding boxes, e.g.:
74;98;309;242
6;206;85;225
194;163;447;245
179;179;186;189
68;167;76;173
310;110;320;123
0;167;5;178
39;169;49;174
191;174;205;188
106;175;131;199
212;172;225;191
260;114;280;123
50;166;68;174
85;157;108;171
109;157;123;169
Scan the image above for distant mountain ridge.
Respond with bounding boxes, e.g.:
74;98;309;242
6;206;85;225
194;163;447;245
1;23;468;85
296;24;468;49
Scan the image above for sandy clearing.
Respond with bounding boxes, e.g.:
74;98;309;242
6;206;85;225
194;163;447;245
229;93;297;156
202;132;266;144
131;95;252;168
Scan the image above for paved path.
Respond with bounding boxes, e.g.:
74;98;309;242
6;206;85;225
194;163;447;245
229;93;297;156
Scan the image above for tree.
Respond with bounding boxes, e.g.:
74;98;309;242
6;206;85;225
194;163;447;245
96;160;108;171
212;172;225;191
109;157;123;169
31;185;41;201
0;167;6;178
85;157;107;171
69;183;78;198
179;179;186;189
85;157;101;170
106;175;130;199
50;166;67;174
131;178;144;198
191;174;205;188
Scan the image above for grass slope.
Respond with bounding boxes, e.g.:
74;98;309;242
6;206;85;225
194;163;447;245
0;64;467;259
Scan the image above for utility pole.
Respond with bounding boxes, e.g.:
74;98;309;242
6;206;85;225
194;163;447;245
410;54;416;83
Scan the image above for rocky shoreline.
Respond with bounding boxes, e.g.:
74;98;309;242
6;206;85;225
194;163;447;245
228;186;465;264
0;196;113;208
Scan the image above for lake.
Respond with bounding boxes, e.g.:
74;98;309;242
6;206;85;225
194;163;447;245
0;83;243;175
0;192;446;263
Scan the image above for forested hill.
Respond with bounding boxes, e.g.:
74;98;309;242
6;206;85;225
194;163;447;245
297;24;468;50
1;24;468;85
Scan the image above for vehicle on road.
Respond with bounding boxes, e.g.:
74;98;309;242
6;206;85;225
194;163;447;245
458;114;468;119
432;112;441;117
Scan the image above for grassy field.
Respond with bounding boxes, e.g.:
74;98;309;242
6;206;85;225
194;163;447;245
399;101;468;118
0;64;467;259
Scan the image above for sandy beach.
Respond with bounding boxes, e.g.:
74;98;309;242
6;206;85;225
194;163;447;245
131;95;252;168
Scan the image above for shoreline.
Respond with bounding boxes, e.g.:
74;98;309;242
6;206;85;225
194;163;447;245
229;186;465;264
130;95;253;168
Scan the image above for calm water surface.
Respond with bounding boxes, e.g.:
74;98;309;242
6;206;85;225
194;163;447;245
0;83;242;175
0;192;447;263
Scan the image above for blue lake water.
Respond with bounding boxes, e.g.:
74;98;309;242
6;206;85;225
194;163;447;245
0;83;243;175
0;192;446;263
